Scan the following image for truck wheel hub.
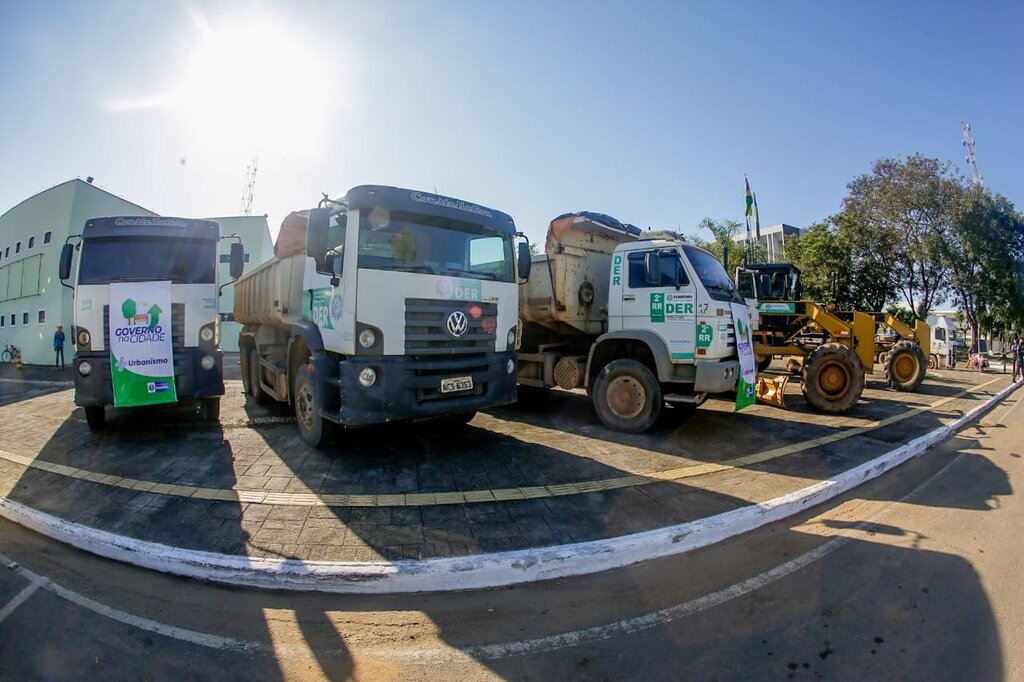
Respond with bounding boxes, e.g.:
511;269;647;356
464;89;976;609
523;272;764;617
607;376;646;418
817;362;850;398
296;385;315;428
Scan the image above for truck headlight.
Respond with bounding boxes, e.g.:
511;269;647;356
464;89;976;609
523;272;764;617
359;329;376;349
507;329;517;347
78;361;92;376
507;358;515;374
358;367;377;387
200;326;214;342
77;329;91;346
201;355;216;370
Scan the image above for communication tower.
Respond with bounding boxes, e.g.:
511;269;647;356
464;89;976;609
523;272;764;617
240;156;258;215
960;120;983;188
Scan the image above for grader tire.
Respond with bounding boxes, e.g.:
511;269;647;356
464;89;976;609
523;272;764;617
757;355;773;373
885;340;927;392
801;343;865;414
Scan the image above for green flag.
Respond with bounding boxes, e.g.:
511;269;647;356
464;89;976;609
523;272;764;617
744;177;753;218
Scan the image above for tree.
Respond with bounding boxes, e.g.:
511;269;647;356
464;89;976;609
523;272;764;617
689;217;767;272
786;216;895;310
943;189;1024;345
842;154;963;319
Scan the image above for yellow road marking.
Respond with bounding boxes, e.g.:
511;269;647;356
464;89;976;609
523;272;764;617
0;377;1006;508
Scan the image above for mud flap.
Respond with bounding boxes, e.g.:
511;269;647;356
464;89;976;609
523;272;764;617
756;375;790;408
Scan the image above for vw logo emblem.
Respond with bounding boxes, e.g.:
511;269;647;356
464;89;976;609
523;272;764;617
446;310;469;338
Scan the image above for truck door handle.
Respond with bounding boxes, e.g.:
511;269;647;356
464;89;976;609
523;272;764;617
623;295;636;301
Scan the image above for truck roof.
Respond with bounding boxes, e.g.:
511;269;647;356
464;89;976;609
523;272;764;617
81;216;220;240
334;185;517;235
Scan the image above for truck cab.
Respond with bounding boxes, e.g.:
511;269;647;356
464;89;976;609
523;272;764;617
58;216;244;428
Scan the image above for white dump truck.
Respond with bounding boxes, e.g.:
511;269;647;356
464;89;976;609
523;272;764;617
518;212;747;432
58;216;245;428
234;185;531;447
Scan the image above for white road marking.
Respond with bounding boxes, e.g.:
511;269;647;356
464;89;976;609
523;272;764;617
0;445;973;662
0;576;42;625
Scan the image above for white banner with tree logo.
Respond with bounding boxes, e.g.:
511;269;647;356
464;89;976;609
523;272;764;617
731;302;756;411
109;282;176;407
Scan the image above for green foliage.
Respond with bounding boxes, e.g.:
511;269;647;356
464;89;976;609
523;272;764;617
689;217;768;274
842;154;962;319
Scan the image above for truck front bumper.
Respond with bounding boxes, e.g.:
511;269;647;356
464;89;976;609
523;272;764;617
73;349;224;407
326;351;518;427
693;358;741;394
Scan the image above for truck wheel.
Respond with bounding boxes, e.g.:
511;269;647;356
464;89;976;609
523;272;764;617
592;359;662;433
84;406;105;430
201;398;220;422
885;340;927;392
928;354;938;370
801;343;864;414
294;364;336;448
757;355;773;373
240;348;251;395
249;350;268;404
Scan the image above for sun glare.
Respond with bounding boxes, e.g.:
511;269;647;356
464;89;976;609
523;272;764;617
176;13;329;157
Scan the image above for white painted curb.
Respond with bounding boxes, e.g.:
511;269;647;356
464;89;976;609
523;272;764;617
1;380;1020;594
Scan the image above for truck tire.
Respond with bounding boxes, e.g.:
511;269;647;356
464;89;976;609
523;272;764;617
84;405;105;430
293;364;336;448
591;359;662;433
801;343;864;414
240;348;251;395
885;340;927;392
248;350;269;404
201;397;220;422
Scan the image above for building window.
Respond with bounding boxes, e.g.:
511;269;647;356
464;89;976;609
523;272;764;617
37;309;46;324
15;242;21;254
9;314;14;326
0;316;4;327
28;236;35;249
22;312;29;325
43;231;52;245
3;247;8;258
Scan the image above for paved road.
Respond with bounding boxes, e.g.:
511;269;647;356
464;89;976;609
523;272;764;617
1;385;1020;680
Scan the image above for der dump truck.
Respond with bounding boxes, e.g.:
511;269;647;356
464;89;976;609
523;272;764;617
234;185;531;447
58;216;245;429
518;212;747;433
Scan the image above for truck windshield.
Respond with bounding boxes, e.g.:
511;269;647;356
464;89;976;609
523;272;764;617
357;209;514;282
78;237;217;285
682;245;742;303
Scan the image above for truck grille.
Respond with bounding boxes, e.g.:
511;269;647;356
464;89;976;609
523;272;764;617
404;298;498;402
103;303;186;349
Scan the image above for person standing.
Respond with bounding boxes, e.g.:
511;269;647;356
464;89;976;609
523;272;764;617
1013;336;1022;382
947;338;956;369
53;325;65;370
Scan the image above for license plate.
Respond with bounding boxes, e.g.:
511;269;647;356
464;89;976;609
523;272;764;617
440;376;473;394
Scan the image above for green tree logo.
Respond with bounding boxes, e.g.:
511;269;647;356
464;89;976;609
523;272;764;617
121;298;137;324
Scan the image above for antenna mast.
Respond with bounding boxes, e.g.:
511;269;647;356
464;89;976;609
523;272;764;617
960;120;983;188
240;155;258;215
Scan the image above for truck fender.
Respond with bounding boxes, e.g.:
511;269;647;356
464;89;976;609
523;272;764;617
287;321;333;405
585;330;673;387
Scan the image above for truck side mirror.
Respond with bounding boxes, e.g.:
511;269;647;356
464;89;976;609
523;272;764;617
307;208;330;262
229;242;245;279
644;251;660;285
58;243;74;281
517;241;532;281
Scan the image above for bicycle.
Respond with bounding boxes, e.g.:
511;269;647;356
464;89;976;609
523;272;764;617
1;343;20;364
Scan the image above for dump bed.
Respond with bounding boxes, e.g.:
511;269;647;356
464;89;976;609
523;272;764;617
233;211;309;327
520;213;640;337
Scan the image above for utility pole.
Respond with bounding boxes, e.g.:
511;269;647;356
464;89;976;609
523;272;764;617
961;120;983;188
240;155;258;215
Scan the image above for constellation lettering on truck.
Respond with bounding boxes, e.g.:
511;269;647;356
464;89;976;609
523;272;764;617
409;192;493;218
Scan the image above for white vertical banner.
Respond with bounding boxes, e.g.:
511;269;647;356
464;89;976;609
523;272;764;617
109;282;176;407
731;302;756;411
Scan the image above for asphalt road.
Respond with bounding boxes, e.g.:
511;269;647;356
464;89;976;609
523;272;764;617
1;384;1021;680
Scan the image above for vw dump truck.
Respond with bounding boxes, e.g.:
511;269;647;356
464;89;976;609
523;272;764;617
58;216;245;429
234;185;531;447
518;212;749;433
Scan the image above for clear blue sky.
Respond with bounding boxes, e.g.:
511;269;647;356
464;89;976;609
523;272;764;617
2;1;1022;247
